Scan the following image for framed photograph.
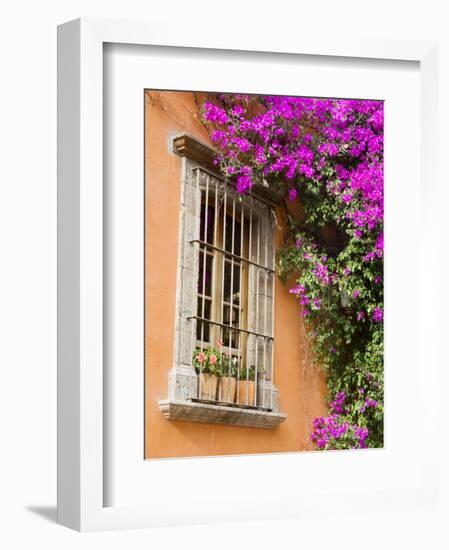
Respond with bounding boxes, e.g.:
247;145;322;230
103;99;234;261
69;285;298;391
57;18;439;531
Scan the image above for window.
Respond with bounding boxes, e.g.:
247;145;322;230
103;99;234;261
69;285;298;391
158;134;286;428
192;172;275;409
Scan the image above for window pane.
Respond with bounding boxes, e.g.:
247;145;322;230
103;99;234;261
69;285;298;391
198;251;213;297
223;260;241;305
222;305;240;349
196;298;211;342
200;203;215;244
222;329;240;349
224;215;241;255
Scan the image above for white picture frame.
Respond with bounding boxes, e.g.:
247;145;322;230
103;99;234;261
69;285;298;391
57;17;439;531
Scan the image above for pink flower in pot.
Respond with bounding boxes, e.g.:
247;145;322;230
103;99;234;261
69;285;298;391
196;352;206;364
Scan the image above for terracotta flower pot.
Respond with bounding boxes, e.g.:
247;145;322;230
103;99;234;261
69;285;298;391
218;376;236;403
237;380;255;407
199;373;218;401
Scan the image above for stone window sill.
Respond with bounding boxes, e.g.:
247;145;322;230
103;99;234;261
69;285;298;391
158;399;287;429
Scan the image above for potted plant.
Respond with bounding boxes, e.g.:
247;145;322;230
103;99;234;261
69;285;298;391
192;347;221;401
237;365;256;406
236;364;266;407
218;353;239;403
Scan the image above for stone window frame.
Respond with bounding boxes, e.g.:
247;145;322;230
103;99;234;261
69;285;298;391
158;134;287;429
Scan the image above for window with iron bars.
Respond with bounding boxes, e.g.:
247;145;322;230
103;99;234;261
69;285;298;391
159;135;286;428
189;167;276;411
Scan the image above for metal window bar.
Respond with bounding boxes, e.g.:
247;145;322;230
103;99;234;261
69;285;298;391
220;184;227;401
245;201;253;407
226;196;235;402
236;199;244;406
262;217;267;409
190;315;273;340
213;175;220;386
269;213;276;410
191;168;274;411
189;240;274;273
253;216;261;407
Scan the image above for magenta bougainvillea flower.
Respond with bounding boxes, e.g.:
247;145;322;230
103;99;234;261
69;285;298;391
372;306;383;323
288;188;298;201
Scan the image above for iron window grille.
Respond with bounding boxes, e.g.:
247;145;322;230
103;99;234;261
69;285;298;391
189;167;276;411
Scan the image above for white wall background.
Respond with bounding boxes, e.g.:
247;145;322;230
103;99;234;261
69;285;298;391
0;1;448;548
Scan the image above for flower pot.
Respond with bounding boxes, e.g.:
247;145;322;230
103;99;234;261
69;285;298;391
218;376;236;403
237;380;255;407
198;373;218;401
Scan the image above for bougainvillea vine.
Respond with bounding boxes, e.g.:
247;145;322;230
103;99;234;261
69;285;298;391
202;93;384;449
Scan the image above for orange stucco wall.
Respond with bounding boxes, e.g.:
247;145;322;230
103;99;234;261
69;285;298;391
144;90;327;459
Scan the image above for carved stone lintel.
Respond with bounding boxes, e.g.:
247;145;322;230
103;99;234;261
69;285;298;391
172;133;217;171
